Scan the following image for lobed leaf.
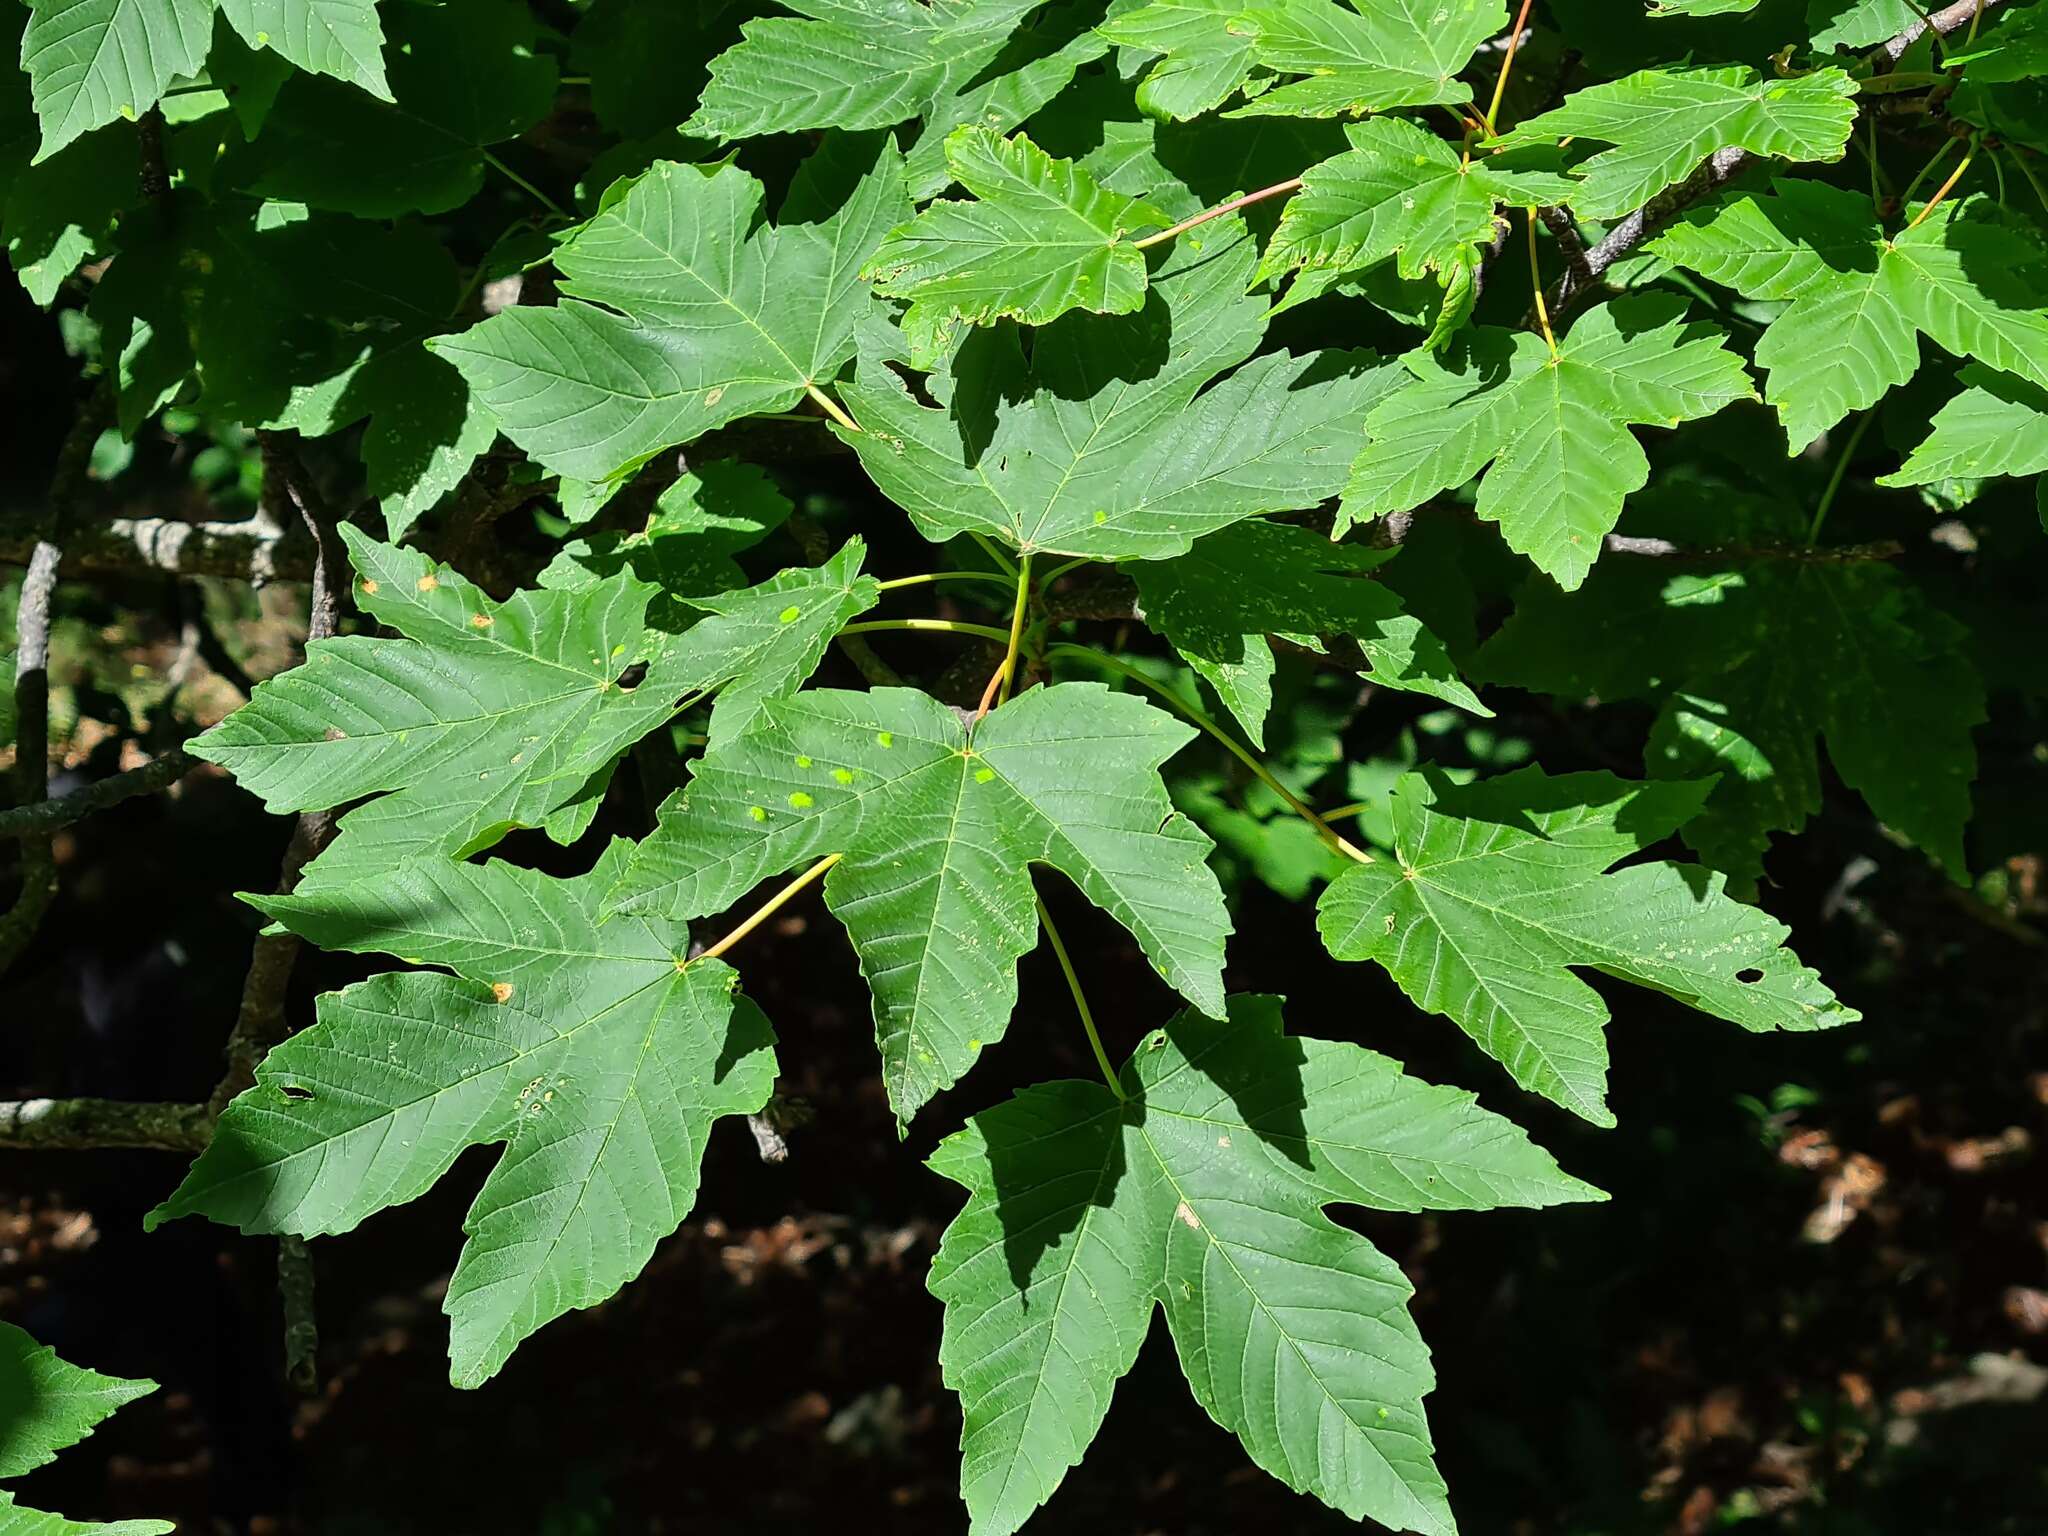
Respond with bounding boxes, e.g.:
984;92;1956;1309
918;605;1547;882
1318;767;1858;1124
609;683;1231;1125
148;847;778;1388
928;995;1602;1535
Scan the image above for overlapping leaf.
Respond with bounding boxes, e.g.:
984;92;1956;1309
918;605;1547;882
1494;66;1858;219
0;1322;170;1533
1884;365;2048;491
609;683;1230;1124
689;0;1046;142
840;218;1395;559
87;195;458;436
147;846;777;1388
19;0;391;160
216;0;555;219
1229;0;1504;120
928;995;1602;1536
1651;183;2048;451
1098;0;1258;120
1317;766;1857;1125
862;127;1166;334
1128;518;1487;744
1341;294;1755;589
436;145;909;488
1476;480;1985;886
1259;117;1574;287
189;525;878;892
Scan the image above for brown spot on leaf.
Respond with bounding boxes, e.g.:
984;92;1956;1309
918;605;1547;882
491;982;514;1003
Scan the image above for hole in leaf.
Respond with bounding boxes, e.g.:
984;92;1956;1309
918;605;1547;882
1736;967;1764;984
278;1083;315;1101
614;660;648;691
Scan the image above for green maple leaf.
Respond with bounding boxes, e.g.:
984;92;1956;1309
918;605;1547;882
1128;519;1488;745
1098;0;1259;121
147;846;778;1388
1475;479;1985;886
608;683;1230;1124
1340;294;1755;589
1884;365;2048;490
840;218;1396;559
927;994;1603;1536
1949;1;2048;81
1317;766;1857;1125
0;1322;153;1479
1494;66;1858;219
0;1500;171;1535
0;1322;171;1533
189;526;879;893
0;108;137;305
434;145;909;488
1258;116;1575;286
20;0;214;160
862;127;1168;333
357;346;499;541
688;0;1047;142
217;0;555;219
87;196;458;436
1648;0;1762;14
1229;0;1504;120
1806;0;1921;51
1651;183;2048;451
20;0;393;161
539;460;797;608
215;0;390;98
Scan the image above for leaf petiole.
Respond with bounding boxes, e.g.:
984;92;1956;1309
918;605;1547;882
1034;892;1126;1100
1131;178;1304;252
481;150;570;221
976;553;1034;720
695;853;844;966
874;570;1021;592
804;382;861;432
1049;644;1373;865
842;618;1015;644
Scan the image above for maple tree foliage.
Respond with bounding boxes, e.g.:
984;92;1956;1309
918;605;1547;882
3;0;2044;1529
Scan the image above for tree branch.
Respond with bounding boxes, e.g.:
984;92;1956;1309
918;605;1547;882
0;1097;210;1152
1;390;110;976
0;749;198;839
0;508;314;582
1881;0;2009;62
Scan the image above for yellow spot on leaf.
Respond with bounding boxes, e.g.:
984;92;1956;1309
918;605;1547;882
1175;1201;1201;1230
788;791;814;809
491;982;515;1003
974;767;995;783
470;613;493;628
360;579;379;595
833;767;855;784
416;573;438;592
748;805;769;822
876;731;893;748
779;606;801;623
795;755;812;769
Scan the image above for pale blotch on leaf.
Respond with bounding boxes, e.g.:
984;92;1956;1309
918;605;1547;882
789;791;814;809
417;574;438;592
491;982;515;1003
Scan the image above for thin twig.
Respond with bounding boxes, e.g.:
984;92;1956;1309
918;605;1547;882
0;749;197;839
1;389;110;976
0;1097;210;1151
136;106;169;200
